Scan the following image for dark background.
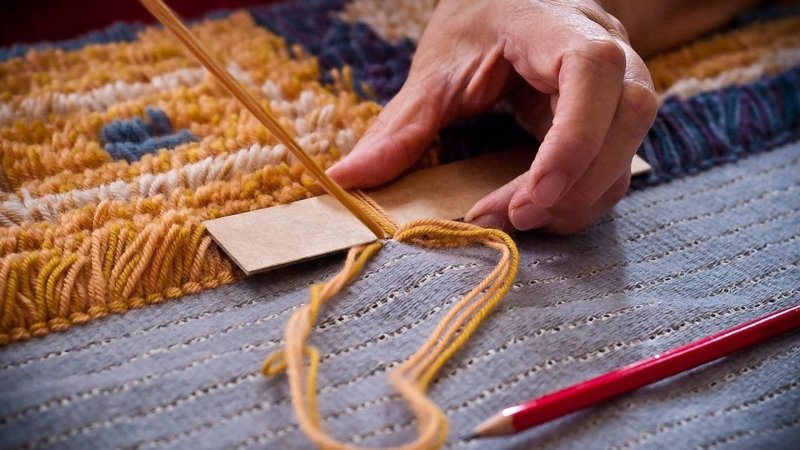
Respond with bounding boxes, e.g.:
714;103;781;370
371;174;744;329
0;0;280;46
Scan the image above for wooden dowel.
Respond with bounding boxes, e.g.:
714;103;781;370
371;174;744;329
139;0;386;239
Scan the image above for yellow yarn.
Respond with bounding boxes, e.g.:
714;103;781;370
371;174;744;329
646;15;800;92
0;13;395;344
263;199;519;449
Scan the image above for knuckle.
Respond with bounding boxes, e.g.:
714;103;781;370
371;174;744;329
545;129;600;166
607;15;628;39
545;217;591;236
572;3;629;41
568;39;626;76
618;82;658;140
606;174;631;203
563;183;599;209
621;82;658;123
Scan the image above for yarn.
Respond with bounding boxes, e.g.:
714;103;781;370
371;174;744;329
263;202;519;449
101;108;199;162
0;12;385;344
339;0;436;44
646;15;800;92
659;48;800;100
134;6;521;447
251;0;414;102
1;1;800;447
639;65;800;183
1;0;799;353
0;3;799;450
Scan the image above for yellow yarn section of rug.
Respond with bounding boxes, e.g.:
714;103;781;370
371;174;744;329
646;15;800;92
0;12;399;345
263;194;519;449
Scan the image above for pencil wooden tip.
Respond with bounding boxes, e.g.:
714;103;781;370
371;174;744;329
472;411;514;438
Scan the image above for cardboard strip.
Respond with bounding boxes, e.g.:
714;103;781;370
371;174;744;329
205;150;651;275
631;153;650;176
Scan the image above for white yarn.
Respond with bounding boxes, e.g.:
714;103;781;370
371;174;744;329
339;0;435;43
0;68;206;125
0;142;288;224
2;64;344;225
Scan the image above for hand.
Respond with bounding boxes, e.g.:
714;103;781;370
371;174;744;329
327;0;658;234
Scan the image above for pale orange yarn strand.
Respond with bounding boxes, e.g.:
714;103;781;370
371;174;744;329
262;218;519;449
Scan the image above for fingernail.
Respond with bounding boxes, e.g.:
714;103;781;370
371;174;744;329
325;159;353;188
469;214;505;230
510;203;551;230
326;159;346;176
463;206;482;223
533;171;568;208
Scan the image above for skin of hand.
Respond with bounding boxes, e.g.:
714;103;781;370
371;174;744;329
325;0;750;234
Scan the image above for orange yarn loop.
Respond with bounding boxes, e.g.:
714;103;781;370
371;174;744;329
263;211;519;449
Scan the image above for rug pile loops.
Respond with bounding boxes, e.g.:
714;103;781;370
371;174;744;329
1;1;799;350
0;12;385;345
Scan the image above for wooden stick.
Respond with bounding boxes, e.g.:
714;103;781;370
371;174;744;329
138;0;386;239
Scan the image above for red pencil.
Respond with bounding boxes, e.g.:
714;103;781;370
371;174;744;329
471;305;800;438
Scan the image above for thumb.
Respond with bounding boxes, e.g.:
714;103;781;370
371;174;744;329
327;79;448;189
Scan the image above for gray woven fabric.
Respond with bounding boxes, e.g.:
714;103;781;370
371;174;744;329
1;141;799;450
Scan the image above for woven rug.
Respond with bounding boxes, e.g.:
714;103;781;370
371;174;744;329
1;1;799;449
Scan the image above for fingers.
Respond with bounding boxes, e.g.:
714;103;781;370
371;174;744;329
500;9;628;208
464;168;632;235
562;41;657;207
328;0;498;190
527;38;627;208
543;168;631;235
330;0;657;236
466;5;657;235
464;173;527;233
327;79;447;189
479;41;653;233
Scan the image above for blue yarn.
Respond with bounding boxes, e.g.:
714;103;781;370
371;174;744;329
250;0;347;54
105;130;198;163
775;70;800;127
100;108;197;162
4;2;795;188
635;64;800;187
250;2;413;103
729;4;800;27
250;3;532;157
100;108;173;143
145;108;174;135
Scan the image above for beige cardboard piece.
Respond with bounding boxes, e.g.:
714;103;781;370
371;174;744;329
631;154;650;176
205;149;651;275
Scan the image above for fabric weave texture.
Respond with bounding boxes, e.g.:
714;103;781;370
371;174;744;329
1;141;798;449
